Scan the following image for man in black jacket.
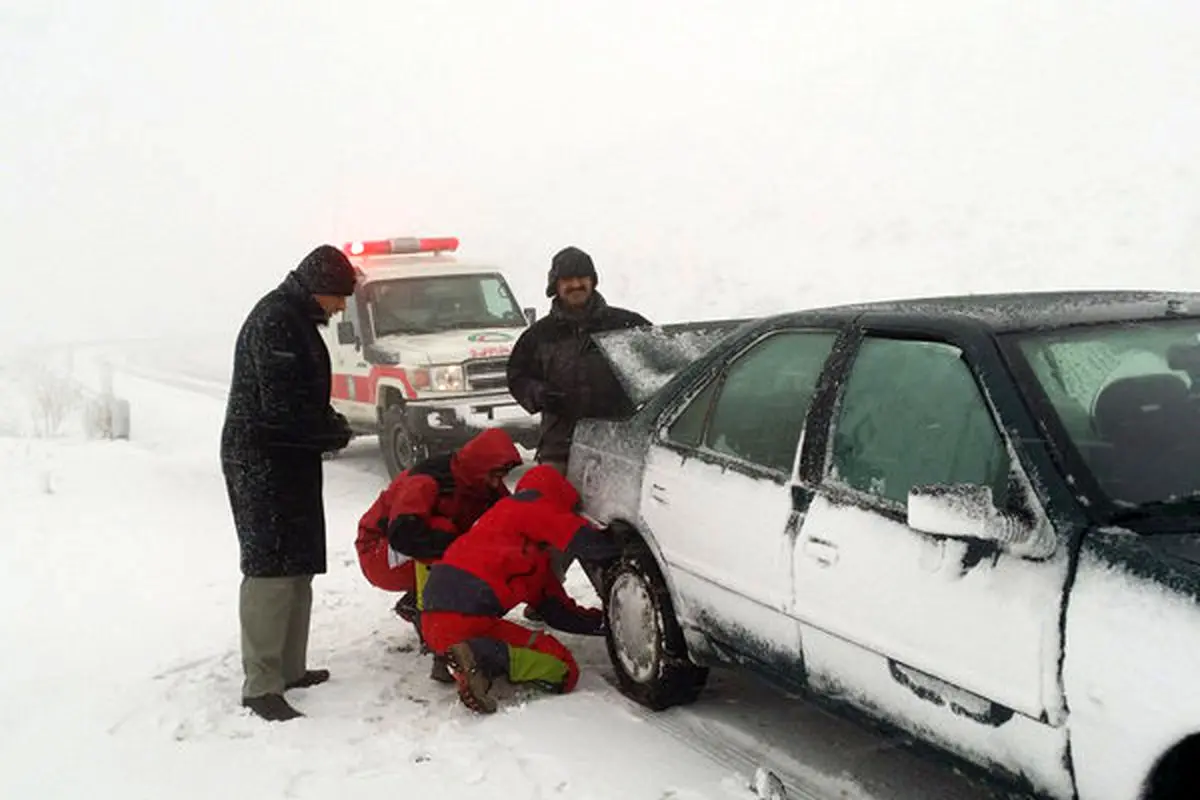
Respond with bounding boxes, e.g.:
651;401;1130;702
220;244;357;722
506;247;649;606
507;246;651;473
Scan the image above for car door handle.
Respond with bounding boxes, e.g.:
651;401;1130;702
802;536;839;567
650;483;669;504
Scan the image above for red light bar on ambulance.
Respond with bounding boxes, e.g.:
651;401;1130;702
342;237;459;257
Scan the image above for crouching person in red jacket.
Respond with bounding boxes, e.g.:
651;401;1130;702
355;428;522;680
419;464;621;714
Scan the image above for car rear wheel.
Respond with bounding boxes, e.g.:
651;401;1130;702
380;404;426;478
604;540;708;710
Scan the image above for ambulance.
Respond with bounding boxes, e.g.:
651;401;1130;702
324;235;539;476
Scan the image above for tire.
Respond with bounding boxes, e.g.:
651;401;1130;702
1145;737;1200;799
604;539;708;710
379;404;426;478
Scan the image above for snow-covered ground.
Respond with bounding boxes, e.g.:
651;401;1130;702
0;342;1016;800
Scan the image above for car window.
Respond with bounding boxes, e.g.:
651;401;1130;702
667;379;717;447
830;338;1009;506
480;276;522;320
1012;319;1200;506
343;295;362;329
678;331;837;473
367;275;525;336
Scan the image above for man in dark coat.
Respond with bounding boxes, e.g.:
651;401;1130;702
505;246;650;614
220;244;358;722
506;246;651;473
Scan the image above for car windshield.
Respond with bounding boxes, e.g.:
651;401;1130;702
364;274;526;337
1011;319;1200;514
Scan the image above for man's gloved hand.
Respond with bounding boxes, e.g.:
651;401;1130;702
580;606;606;637
327;411;353;451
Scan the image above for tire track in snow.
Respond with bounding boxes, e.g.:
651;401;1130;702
599;676;833;800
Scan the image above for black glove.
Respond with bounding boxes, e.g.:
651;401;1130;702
327;411;352;451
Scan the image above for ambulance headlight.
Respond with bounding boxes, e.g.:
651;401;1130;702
429;365;465;393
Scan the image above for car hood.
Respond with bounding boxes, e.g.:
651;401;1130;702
369;328;523;364
591;318;753;406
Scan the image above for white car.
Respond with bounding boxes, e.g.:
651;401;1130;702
323;236;539;475
572;291;1200;800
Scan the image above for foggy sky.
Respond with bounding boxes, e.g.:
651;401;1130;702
4;1;1199;352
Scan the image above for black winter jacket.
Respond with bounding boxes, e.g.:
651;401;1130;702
506;292;650;463
220;274;351;577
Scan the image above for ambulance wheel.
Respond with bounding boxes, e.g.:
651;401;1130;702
380;405;426;478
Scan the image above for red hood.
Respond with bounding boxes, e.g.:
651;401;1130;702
451;429;522;491
515;464;580;512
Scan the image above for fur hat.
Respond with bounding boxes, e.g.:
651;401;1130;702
545;246;598;298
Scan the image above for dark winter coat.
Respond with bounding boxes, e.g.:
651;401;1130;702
220;273;352;578
506;292;650;463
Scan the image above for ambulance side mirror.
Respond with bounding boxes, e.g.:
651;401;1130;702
523;307;537;325
336;320;359;347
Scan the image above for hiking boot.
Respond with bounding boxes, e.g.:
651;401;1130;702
242;693;304;722
429;654;455;684
393;592;418;623
446;643;497;714
284;669;330;690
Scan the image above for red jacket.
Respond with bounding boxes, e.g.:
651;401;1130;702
355;428;522;564
422;465;620;632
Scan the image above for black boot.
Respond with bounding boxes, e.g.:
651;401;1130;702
393;592;418;623
446;643;497;714
284;669;330;690
242;693;304;722
429;654;455;684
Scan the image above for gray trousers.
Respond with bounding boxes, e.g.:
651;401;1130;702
239;575;313;698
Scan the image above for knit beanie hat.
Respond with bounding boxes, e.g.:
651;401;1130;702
293;245;358;296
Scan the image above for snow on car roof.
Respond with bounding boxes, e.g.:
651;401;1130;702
776;290;1200;334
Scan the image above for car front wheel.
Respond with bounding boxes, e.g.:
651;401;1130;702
604;541;708;710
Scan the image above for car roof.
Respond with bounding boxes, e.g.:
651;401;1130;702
767;290;1200;335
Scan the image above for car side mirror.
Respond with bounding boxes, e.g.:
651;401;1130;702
523;306;537;325
907;484;1029;546
336;320;359;347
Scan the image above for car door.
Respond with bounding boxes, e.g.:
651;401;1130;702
639;328;839;671
791;333;1072;778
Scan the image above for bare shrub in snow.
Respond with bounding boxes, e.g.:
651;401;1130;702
0;363;26;437
28;363;84;438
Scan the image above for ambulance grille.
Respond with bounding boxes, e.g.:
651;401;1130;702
465;357;509;391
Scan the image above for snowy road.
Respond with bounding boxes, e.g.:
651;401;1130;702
0;342;1028;800
328;440;1025;800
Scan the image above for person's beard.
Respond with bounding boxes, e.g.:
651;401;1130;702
562;288;590;309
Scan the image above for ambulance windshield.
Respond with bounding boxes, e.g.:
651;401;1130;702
365;274;526;337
